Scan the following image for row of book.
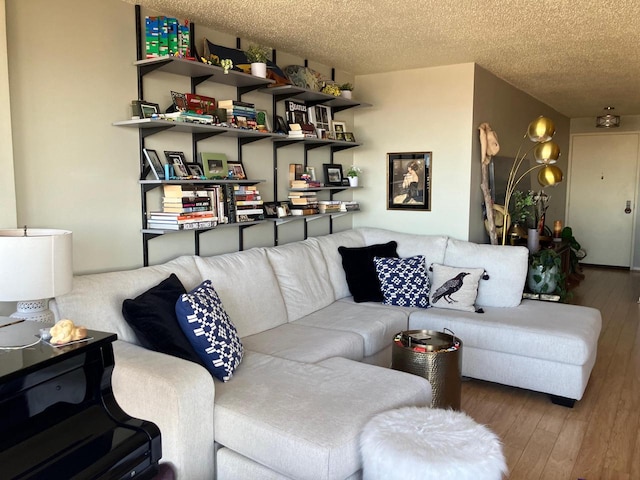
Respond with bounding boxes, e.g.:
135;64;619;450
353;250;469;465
146;184;265;230
218;100;257;129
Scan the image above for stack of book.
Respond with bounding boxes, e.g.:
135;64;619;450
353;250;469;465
340;201;360;212
318;200;342;214
288;191;319;215
217;100;257;129
287;124;304;139
233;185;264;223
146;184;217;230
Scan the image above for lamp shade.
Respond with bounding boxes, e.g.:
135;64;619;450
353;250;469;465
527;116;556;143
533;141;561;164
0;229;73;301
538;165;564;186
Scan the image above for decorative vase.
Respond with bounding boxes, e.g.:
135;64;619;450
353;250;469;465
348;176;359;187
508;223;527;245
527;265;558;294
527;228;540;254
340;90;352;99
251;62;267;78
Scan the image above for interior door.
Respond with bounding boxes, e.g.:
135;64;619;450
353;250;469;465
567;133;639;267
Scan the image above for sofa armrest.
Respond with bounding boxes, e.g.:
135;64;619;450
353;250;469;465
112;340;215;480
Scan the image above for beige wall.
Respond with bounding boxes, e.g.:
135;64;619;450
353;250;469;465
0;0;16;229
352;63;476;240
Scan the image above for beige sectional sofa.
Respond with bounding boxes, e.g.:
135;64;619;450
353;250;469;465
52;227;601;479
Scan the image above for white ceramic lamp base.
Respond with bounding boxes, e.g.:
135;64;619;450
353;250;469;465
10;299;55;324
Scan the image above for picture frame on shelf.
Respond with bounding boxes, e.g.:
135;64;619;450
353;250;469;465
170;91;187;111
336;132;346;141
331;120;346;133
139;101;160;119
164;151;189;177
323;163;344;186
227;161;246;180
185;163;205;177
256;110;272;132
263;202;279;218
200;152;228;179
275;115;289;134
344;132;356;142
305;166;317;181
142;148;165;180
387;152;432;211
309;105;332;131
277;202;291;218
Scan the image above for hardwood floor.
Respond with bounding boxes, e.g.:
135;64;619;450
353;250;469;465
460;266;640;479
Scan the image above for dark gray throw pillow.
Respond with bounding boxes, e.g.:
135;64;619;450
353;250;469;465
122;273;202;365
338;241;399;303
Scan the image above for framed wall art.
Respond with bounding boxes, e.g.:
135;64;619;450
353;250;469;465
387;152;431;211
164;151;189;177
185;163;204;177
323;163;343;186
200;152;228;179
227;161;246;179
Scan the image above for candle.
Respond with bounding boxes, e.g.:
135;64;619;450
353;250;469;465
553;220;562;240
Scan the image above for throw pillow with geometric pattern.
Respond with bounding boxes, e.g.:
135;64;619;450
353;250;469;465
175;280;243;382
373;255;430;308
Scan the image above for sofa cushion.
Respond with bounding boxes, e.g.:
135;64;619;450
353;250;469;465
338;241;399;303
266;239;335;322
194;248;287;338
443;239;528;307
121;273;202;364
52;256;203;344
408;300;602;365
293;301;409;357
312;230;367;300
429;264;485;313
242;323;364;363
374;255;430;308
214;351;431;480
175;280;243;382
358;227;448;269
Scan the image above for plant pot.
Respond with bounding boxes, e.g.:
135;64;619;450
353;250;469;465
527;265;558;294
340;90;352;99
527;228;540;254
251;62;267;78
348;176;359;187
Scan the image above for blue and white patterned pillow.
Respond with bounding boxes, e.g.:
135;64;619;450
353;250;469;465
373;256;430;308
175;280;243;382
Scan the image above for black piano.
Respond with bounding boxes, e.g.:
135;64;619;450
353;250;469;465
0;322;161;479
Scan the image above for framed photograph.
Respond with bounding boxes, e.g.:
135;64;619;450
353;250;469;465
185;163;204;177
170;91;187;111
275;115;289;134
227;161;246;180
263;202;279;218
200;152;228;179
141;102;159;119
164;151;189;177
277;201;291;218
387;152;432;211
323;163;344;186
309;105;332;131
331;120;346;133
344;132;356;143
256;110;272;132
336;132;346;142
142;148;164;179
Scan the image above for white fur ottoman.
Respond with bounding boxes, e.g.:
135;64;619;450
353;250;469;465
360;407;507;480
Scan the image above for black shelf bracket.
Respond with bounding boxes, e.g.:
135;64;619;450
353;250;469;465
193;131;226;143
192;75;213;90
141;126;174;139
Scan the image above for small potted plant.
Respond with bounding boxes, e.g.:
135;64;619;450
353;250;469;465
339;83;354;99
245;44;269;78
346;165;362;187
527;248;566;299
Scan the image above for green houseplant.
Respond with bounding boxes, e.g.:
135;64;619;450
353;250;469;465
339;83;354;99
245;44;269;78
508;190;534;242
528;248;567;300
346;166;362;187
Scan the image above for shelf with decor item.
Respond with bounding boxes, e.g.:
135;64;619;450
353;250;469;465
265;210;359;226
114;118;282;140
260;84;371;112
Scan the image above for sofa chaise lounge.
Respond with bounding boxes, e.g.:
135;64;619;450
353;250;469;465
52;227;601;479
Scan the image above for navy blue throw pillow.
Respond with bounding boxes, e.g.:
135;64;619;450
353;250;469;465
122;274;202;364
374;255;430;308
338;241;399;303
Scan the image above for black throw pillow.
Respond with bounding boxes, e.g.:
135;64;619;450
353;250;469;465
122;273;202;364
338;241;399;302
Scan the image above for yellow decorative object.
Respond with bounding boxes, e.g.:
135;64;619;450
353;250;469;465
538;165;563;186
533;141;560;164
527;116;556;142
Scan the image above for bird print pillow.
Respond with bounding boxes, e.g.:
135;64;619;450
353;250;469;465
429;264;485;312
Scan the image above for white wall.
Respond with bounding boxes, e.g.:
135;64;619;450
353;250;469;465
0;0;16;229
352;63;475;240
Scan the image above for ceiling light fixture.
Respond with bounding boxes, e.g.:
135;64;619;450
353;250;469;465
596;106;620;128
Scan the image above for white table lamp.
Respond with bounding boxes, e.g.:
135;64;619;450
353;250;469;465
0;228;73;323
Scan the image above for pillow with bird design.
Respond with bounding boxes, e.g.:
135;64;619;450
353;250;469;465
373;255;430;308
429;264;485;313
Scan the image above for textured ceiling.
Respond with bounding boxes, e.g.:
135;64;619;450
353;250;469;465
125;0;640;118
